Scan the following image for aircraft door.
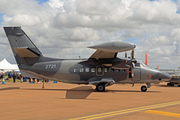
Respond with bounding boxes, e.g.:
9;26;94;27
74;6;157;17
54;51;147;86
132;68;141;81
96;65;104;76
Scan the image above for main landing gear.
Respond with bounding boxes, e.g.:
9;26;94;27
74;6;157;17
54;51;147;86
95;83;152;92
96;83;106;92
141;83;151;92
167;82;173;86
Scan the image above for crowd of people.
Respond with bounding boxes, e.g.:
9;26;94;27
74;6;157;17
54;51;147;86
0;71;52;84
6;71;23;83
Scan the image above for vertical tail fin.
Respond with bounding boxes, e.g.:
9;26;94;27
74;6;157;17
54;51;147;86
4;27;43;65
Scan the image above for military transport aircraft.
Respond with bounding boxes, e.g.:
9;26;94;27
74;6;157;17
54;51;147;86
4;27;171;92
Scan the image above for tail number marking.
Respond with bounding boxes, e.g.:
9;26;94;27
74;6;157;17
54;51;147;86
45;64;57;69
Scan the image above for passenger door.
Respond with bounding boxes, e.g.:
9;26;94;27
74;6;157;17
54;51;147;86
132;68;141;81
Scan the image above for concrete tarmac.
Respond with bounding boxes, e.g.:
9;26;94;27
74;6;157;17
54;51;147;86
1;82;180;120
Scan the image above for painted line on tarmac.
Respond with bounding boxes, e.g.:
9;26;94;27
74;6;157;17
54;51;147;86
143;110;180;118
69;101;180;120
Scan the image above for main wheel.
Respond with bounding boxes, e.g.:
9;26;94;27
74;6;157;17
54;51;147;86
141;85;147;92
167;82;173;86
96;84;105;92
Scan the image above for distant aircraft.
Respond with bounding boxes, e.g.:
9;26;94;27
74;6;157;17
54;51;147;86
159;69;180;86
4;27;171;92
145;52;180;87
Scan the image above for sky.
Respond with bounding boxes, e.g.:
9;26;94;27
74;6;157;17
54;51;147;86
0;0;180;69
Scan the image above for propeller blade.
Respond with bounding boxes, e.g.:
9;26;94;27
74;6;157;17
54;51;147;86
131;49;134;59
131;62;135;77
129;62;135;78
125;52;127;58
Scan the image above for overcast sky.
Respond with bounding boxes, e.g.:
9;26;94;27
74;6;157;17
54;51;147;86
0;0;180;69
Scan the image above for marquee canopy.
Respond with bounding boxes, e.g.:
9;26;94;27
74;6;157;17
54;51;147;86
0;59;19;71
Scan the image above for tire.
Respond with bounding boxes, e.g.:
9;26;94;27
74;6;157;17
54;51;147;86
141;85;147;92
96;84;105;92
167;83;172;86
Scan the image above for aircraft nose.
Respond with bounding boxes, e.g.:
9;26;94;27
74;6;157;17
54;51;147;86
160;71;172;79
152;71;172;80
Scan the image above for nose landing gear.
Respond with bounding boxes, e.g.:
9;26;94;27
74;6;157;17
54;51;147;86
141;83;151;92
141;85;147;92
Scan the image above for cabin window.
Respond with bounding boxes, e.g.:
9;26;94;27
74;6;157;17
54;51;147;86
74;68;78;72
121;69;124;72
85;68;89;72
104;68;107;72
111;68;115;72
79;68;84;72
98;67;102;72
91;68;95;72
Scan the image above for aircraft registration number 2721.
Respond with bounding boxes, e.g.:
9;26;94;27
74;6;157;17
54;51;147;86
45;64;57;69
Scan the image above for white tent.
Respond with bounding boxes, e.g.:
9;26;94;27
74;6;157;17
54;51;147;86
0;59;19;72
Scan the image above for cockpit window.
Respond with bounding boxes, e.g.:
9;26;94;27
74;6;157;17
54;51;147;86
135;63;140;67
135;61;149;68
140;62;149;68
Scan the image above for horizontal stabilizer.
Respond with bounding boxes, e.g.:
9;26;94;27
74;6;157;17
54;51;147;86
14;47;41;57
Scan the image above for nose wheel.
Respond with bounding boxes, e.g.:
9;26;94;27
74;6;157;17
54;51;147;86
141;85;147;92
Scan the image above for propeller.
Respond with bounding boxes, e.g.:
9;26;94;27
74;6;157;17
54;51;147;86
131;63;135;77
129;49;136;78
131;49;134;59
125;52;127;58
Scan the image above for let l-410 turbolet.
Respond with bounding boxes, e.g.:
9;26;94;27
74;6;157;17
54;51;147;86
4;27;171;92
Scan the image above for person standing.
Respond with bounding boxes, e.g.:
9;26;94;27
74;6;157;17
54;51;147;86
0;72;3;79
12;72;16;83
8;71;12;79
20;74;23;83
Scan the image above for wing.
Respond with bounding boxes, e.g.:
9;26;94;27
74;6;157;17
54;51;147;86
89;50;117;60
88;41;136;60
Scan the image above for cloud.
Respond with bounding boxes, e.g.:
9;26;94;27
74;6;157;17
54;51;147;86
0;0;180;69
4;14;41;26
